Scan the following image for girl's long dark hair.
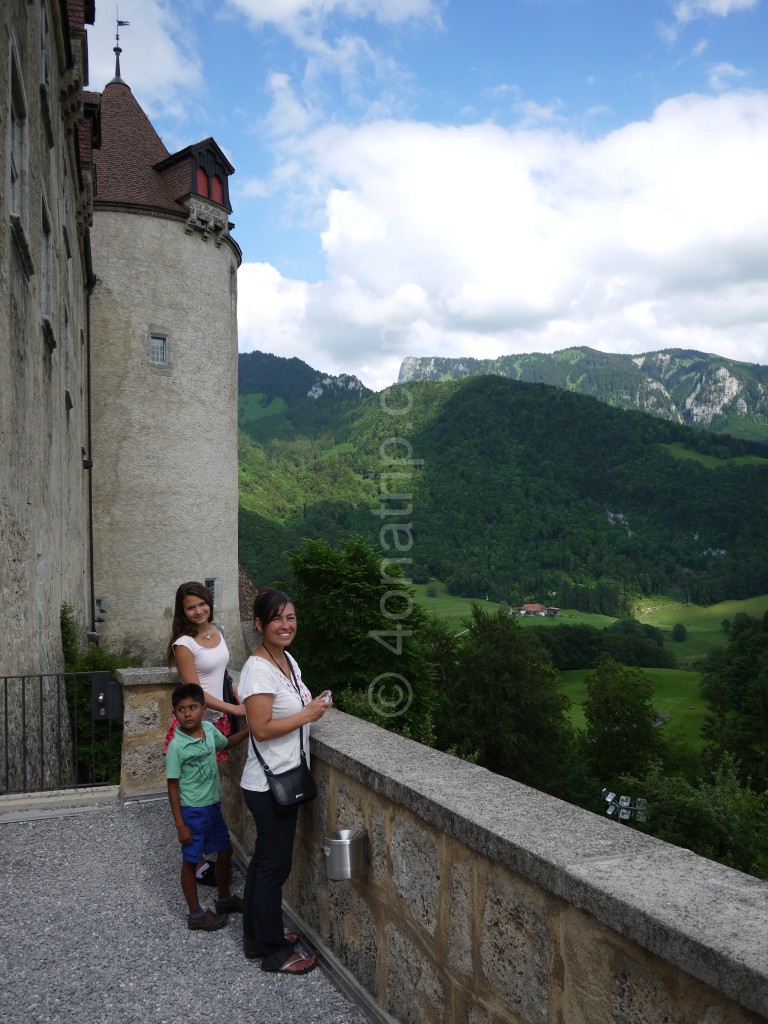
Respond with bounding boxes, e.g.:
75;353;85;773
167;581;213;667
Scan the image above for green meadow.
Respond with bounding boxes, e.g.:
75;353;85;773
636;594;768;666
559;667;707;751
412;582;768;667
411;581;614;632
411;584;768;755
662;441;768;469
238;392;288;432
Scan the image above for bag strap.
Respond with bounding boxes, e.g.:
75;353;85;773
249;653;308;774
249;729;308;775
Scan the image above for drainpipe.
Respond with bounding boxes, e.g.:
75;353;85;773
84;231;98;642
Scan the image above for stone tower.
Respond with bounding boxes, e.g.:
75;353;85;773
86;53;245;665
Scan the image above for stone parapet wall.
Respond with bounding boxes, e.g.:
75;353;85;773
119;667;178;795
117;670;768;1024
119;668;250;835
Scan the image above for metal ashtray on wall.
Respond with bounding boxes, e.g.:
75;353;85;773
323;828;369;880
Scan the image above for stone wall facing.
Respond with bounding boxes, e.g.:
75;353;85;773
118;669;768;1024
1;0;93;677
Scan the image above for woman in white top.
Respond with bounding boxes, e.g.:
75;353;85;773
240;587;332;974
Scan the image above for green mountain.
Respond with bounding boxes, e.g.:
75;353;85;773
398;347;768;443
238;350;371;441
238;354;768;614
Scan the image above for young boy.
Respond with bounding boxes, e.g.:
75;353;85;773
166;683;248;930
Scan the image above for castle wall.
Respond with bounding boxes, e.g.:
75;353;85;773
89;207;245;665
1;0;92;676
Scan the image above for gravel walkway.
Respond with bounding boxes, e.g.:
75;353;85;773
0;796;370;1024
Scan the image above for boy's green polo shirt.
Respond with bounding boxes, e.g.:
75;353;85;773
166;721;227;807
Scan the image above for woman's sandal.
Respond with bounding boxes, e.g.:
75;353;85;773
276;953;318;975
260;948;318;974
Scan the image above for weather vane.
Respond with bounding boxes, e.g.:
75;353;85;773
113;6;130;80
116;6;130;43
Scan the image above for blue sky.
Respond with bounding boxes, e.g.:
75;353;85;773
87;1;768;390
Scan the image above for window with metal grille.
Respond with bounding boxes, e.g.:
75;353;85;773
149;334;167;364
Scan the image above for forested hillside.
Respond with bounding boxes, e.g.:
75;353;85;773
399;347;768;443
238;355;768;614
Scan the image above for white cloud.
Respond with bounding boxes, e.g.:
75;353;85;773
262;72;316;138
224;0;441;36
660;0;758;41
672;0;759;25
238;263;311;349
707;62;748;90
238;90;768;390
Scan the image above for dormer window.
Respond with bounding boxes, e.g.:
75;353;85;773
188;141;233;211
156;137;234;213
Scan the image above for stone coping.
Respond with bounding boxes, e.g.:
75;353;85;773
0;786;120;819
118;667;242;685
310;709;768;1019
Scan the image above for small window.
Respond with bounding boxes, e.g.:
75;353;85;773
211;175;224;205
204;577;219;609
196;167;209;196
149;334;167;364
147;325;171;372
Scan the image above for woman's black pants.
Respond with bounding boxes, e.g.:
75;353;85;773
241;787;298;960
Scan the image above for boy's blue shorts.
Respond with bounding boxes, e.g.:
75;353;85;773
180;802;231;863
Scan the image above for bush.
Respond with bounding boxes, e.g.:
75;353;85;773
619;757;768;880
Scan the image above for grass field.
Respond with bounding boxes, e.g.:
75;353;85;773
411;582;615;632
410;584;768;761
412;582;768;669
662;441;768;468
238;393;288;432
559;667;707;750
636;594;768;666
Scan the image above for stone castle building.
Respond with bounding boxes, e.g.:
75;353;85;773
1;1;245;675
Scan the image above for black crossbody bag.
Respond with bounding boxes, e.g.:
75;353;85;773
249;656;317;807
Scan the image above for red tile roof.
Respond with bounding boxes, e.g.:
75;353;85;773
92;81;188;214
